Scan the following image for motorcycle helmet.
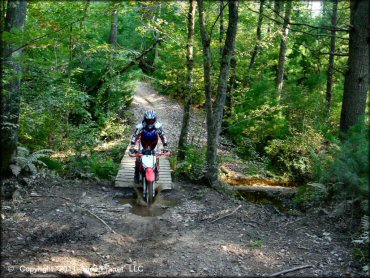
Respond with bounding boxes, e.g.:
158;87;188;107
143;110;157;130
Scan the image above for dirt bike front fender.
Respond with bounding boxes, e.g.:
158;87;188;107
145;168;155;182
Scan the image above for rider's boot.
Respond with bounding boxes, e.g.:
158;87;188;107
134;159;140;184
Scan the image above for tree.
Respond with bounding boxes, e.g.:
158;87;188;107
1;0;27;177
224;53;236;126
276;0;292;96
178;0;197;161
325;0;338;114
339;0;369;133
219;0;225;55
246;0;265;86
109;3;119;46
198;0;239;184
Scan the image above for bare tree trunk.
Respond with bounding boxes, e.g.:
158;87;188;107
198;0;216;183
178;0;196;161
325;0;338;114
219;0;224;55
109;4;119;46
1;0;27;176
153;3;161;66
276;0;292;97
340;0;369;134
198;0;239;184
246;0;265;86
224;54;237;126
273;0;283;28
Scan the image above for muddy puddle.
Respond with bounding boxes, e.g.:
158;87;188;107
237;190;288;212
115;192;180;217
224;176;302;212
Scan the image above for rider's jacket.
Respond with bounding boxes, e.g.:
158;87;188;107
130;121;168;151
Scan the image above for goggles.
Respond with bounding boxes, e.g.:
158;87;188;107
145;119;156;125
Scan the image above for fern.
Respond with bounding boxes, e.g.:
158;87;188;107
353;215;369;245
10;146;53;176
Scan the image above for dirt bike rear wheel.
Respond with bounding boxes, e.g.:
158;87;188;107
146;181;154;205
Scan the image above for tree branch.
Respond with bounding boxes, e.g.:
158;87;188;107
4;18;83;58
268;6;349;32
246;7;349;41
269;265;313;277
210;205;242;223
209;0;230;38
87;38;164;93
319;52;349;56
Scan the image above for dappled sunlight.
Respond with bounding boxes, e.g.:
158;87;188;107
101;232;136;246
51;149;77;161
219;243;282;269
93;139;122;152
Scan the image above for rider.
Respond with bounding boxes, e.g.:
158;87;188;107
129;110;168;184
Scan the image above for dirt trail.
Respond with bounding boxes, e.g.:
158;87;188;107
129;82;207;149
1;82;362;277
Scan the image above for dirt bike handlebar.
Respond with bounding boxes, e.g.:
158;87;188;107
128;151;171;158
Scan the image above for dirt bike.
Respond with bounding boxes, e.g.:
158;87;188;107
129;149;171;205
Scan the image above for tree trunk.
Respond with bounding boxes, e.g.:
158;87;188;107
198;0;239;184
1;0;27;177
223;54;237;129
198;0;216;183
109;4;119;46
273;0;283;28
153;3;161;66
178;0;196;161
325;0;338;114
246;0;265;86
219;0;224;55
339;0;369;134
276;0;292;97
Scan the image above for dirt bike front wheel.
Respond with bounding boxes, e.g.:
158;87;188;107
146;181;154;205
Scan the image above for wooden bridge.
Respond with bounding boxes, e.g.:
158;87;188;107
115;147;173;190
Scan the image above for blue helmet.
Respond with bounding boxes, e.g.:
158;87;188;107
143;110;157;130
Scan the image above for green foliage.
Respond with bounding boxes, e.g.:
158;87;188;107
353;215;370;275
175;144;207;181
10;146;53;176
248;240;263;248
292;183;329;209
99;114;130;141
314;124;369;208
38;157;64;172
265;128;325;180
66;152;119;180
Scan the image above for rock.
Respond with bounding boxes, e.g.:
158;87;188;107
154;253;160;258
1;214;5;220
190;269;195;273
82;268;92;277
126;258;132;264
92;246;97;252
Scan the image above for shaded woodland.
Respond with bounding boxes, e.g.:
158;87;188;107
1;0;369;275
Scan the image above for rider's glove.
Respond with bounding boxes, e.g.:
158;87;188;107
129;146;135;154
162;147;169;153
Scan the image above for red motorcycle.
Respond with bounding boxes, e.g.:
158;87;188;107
129;149;171;205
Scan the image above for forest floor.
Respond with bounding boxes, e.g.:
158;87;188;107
1;82;363;277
